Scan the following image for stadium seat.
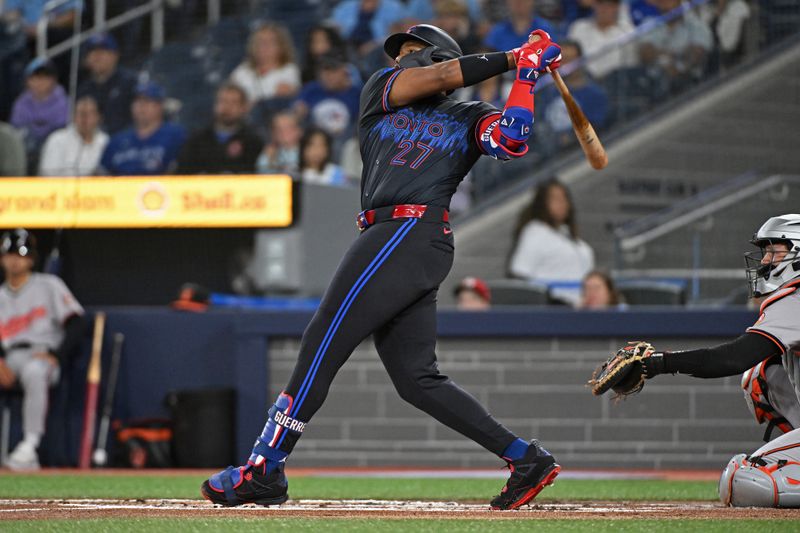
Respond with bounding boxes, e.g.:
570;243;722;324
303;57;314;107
616;280;687;306
486;279;551;306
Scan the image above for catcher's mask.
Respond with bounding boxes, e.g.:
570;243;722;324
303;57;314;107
744;214;800;297
383;24;462;69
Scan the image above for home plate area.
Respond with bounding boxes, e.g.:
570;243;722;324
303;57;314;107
2;499;798;520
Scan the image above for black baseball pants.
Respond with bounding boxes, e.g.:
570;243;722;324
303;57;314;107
268;208;518;457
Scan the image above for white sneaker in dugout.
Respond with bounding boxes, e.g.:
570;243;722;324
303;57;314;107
5;441;40;471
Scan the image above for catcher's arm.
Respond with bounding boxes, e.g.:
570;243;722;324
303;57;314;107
588;341;665;399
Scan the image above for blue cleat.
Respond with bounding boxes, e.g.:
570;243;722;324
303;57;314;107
201;459;288;506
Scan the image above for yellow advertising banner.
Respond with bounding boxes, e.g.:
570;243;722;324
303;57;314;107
0;175;293;228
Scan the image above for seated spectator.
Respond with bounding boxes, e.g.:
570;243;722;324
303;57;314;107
639;0;713;93
567;0;636;80
339;136;363;183
98;81;186;176
0;121;26;176
301;23;349;84
580;270;624;309
77;33;138;135
433;0;482;55
536;41;609;152
38;96;108;176
507;179;594;305
11;58;68;166
298;128;349;187
230;23;301;105
296;55;362;142
256;110;303;175
331;0;408;57
0;0;78;42
562;0;595;26
404;0;483;23
177;83;263;175
699;0;751;68
1;0;79;80
454;276;492;310
628;0;661;26
484;0;557;53
0;229;84;471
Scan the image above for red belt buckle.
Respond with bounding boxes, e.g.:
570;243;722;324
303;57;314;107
392;204;427;219
357;210;376;231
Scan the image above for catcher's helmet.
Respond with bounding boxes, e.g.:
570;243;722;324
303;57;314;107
383;24;462;67
744;214;800;297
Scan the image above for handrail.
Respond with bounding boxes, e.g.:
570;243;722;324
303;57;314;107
37;0;221;60
615;173;800;252
36;0;75;57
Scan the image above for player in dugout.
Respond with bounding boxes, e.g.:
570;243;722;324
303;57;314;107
0;229;84;470
591;214;800;508
201;24;563;510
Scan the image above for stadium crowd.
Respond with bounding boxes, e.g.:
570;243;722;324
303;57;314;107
0;0;754;210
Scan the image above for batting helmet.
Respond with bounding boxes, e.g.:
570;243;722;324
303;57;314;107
383;24;462;67
0;228;37;259
744;214;800;297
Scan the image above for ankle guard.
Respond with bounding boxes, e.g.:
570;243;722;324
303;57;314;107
249;392;307;463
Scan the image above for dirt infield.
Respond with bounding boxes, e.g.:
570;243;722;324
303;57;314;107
2;498;799;520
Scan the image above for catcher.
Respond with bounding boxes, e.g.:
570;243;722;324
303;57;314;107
590;214;800;508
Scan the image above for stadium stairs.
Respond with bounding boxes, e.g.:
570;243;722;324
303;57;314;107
447;37;800;305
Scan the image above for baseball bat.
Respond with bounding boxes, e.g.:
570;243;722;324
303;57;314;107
92;332;124;468
79;311;105;469
549;69;608;170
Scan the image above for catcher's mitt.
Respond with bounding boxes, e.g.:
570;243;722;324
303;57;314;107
589;341;656;399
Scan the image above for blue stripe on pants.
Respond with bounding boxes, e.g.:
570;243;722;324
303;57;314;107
276;218;418;448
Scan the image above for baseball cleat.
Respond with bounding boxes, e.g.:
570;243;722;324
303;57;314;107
201;461;288;506
5;441;40;471
490;440;560;510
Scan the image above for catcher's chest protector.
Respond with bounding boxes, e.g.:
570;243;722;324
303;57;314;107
742;357;798;441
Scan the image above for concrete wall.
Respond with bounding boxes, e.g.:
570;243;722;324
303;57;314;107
270;336;764;470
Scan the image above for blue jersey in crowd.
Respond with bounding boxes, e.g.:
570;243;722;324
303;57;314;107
484;18;558;52
100;122;186;176
299;82;362;138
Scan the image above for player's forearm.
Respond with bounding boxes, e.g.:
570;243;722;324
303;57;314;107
53;314;84;365
651;333;781;379
390;52;514;107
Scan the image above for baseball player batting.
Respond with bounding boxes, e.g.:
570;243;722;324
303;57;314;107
0;229;85;470
202;24;563;509
590;214;800;508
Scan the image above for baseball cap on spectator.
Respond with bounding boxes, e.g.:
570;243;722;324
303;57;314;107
171;282;210;312
453;277;491;303
134;81;166;101
85;33;119;52
24;57;58;78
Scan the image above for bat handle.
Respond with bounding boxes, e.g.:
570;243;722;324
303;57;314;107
548;69;569;97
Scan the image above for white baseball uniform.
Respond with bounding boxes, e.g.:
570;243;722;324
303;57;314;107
0;273;84;439
720;283;800;507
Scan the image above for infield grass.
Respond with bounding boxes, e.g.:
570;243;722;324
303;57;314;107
0;473;718;501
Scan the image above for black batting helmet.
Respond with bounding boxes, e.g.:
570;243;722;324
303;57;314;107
384;24;462;65
0;228;37;259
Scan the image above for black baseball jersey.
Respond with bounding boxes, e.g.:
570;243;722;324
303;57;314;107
358;67;498;210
